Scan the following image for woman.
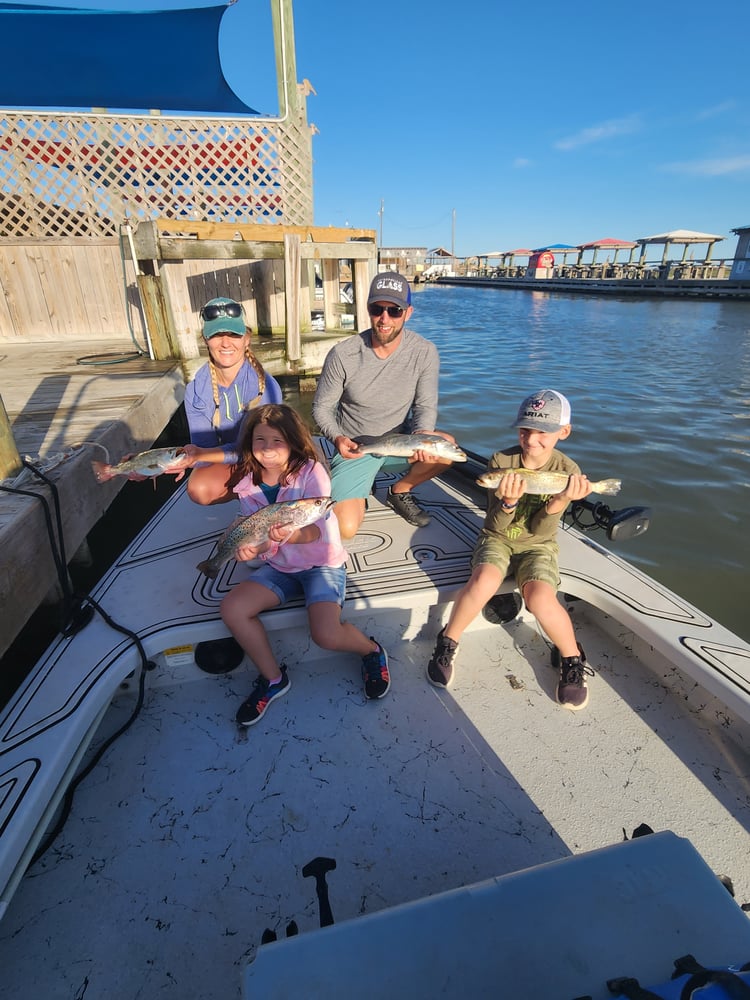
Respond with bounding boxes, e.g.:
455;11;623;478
179;297;283;504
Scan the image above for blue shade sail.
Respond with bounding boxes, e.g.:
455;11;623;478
0;2;259;114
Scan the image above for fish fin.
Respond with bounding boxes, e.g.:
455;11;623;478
196;559;218;579
596;478;622;495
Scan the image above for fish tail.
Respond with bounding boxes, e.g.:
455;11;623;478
594;479;622;495
196;559;219;579
91;460;114;481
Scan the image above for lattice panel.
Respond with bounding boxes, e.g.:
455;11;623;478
0;112;313;239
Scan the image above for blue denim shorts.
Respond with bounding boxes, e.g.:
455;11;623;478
250;563;347;607
328;450;408;501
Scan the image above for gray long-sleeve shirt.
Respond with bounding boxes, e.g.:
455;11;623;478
312;327;440;442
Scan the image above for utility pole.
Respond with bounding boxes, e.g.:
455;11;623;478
451;207;456;274
378;198;384;263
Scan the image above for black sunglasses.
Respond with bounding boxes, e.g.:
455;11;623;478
201;301;244;322
368;304;405;318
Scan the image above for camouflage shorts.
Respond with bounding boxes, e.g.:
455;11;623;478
471;534;560;591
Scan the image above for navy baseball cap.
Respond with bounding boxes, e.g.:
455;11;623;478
367;272;412;309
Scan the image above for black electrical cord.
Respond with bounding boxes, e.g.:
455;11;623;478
564;499;615;534
2;460;156;864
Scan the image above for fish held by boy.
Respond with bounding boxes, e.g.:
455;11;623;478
196;497;335;579
91;447;185;482
353;432;467;462
476;468;622;496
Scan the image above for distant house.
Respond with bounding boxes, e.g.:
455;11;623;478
379;247;427;280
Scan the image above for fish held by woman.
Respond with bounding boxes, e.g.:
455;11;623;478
197;497;335;579
91;447;185;482
353;432;467;462
476;468;622;496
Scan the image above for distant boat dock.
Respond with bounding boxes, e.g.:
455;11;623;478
435;271;750;300
425;227;750;300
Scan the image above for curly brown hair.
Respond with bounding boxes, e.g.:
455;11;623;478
237;404;317;485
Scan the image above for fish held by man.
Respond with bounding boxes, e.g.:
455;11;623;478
91;447;185;482
196;497;335;579
476;468;622;496
353;433;467;462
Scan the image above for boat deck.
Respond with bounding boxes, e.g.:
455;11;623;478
1;461;749;998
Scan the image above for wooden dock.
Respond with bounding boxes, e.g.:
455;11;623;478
0;341;184;661
436;274;750;299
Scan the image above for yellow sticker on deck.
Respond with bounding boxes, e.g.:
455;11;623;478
163;644;195;666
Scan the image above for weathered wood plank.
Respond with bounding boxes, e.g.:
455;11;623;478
151;219;374;243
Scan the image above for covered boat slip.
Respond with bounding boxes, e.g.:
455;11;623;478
1;462;750;998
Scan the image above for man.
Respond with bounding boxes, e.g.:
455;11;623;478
313;271;452;539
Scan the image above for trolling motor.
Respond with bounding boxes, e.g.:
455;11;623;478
565;499;651;541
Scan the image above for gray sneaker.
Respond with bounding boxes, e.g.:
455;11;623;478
427;628;458;688
386;487;431;527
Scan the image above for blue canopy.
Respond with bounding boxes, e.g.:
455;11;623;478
533;243;577;252
0;2;258;114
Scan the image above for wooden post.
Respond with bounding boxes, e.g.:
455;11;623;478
322;258;339;329
352;258;373;332
136;271;180;361
284;232;301;365
0;394;22;481
272;0;301;119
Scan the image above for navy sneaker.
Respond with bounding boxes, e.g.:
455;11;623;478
552;642;594;711
236;666;291;726
362;639;390;699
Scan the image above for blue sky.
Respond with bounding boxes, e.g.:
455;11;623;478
218;0;748;260
17;0;750;260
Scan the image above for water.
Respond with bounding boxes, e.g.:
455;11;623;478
404;283;750;641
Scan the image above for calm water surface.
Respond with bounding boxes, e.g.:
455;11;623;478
406;283;750;641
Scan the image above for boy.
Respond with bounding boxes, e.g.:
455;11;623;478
426;389;594;710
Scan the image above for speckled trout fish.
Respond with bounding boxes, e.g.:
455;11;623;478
354;433;467;462
92;447;183;481
476;468;622;495
196;497;335;579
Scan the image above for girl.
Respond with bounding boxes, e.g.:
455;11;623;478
176;297;283;504
220;404;390;726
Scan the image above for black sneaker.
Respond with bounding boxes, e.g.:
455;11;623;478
236;666;291;726
426;628;459;688
385;487;431;527
362;639;390;699
552;642;594;711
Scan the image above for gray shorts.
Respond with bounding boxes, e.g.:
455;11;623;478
471;534;560;591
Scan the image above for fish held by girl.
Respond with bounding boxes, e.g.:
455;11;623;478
196;497;335;579
476;468;622;496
